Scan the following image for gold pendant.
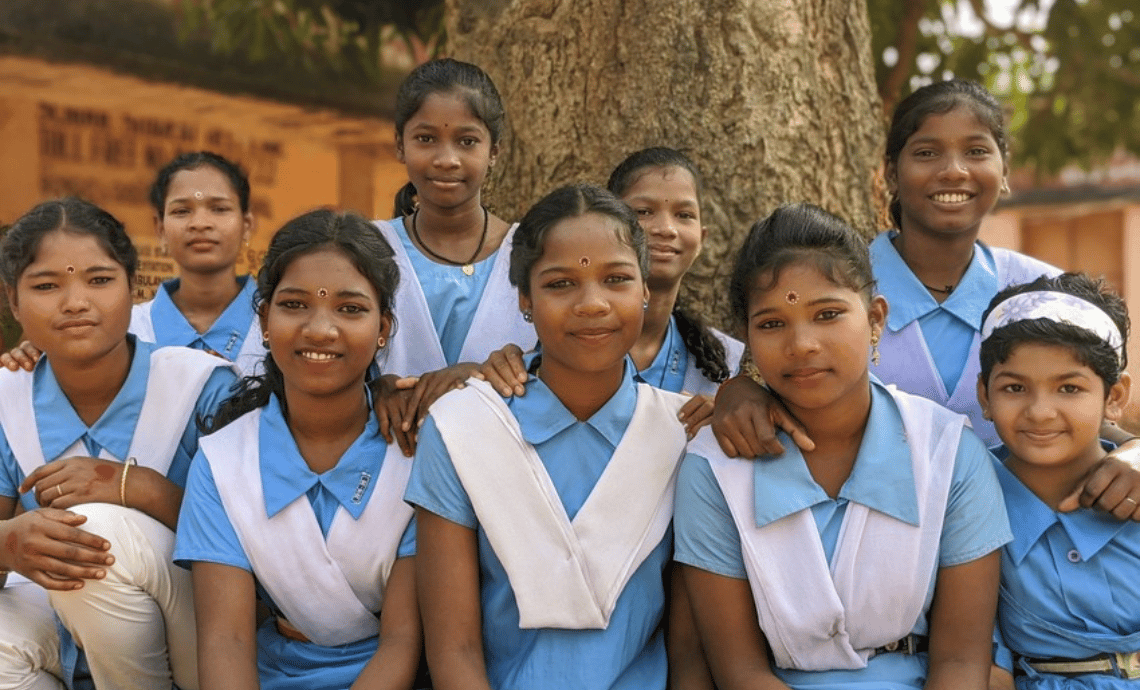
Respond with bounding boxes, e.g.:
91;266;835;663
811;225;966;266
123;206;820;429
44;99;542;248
462;264;475;276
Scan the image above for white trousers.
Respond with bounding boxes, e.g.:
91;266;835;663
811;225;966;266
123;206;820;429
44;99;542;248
0;504;198;690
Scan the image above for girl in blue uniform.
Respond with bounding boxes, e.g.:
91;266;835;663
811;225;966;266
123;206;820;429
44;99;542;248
977;273;1140;688
2;151;264;376
407;184;696;690
174;209;420;690
0;198;237;690
675;203;1009;690
480;147;744;436
372;58;534;453
710;79;1140;515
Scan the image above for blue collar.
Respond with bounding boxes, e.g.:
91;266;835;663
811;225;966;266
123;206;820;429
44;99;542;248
994;455;1127;564
870;231;998;332
512;353;639;447
752;381;919;527
258;393;386;520
150;276;257;357
34;336;152;461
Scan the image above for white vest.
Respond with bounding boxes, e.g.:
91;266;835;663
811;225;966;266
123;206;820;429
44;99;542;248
0;347;226;479
875;246;1057;447
130;300;264;377
681;328;745;397
201;409;413;647
431;379;687;629
372;219;535;376
689;386;964;671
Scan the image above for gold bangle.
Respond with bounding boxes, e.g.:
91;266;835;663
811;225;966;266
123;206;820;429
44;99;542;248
120;457;137;507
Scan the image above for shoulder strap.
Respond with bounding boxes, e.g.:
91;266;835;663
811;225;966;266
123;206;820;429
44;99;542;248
372;219;447;376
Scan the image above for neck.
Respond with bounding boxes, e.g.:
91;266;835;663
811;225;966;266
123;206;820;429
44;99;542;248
892;229;976;303
51;338;134;427
540;359;625;422
409;198;487;240
1006;445;1107;510
170;270;243;331
630;286;678;371
790;378;873;497
283;384;371;474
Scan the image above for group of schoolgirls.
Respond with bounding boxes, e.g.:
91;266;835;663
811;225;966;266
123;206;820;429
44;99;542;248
0;56;1137;690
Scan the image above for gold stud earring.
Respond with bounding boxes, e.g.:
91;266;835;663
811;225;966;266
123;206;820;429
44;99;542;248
377;336;386;349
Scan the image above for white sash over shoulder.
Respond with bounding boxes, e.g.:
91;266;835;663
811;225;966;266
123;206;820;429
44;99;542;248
372;219;535;376
692;386;962;670
203;410;413;647
431;379;687;629
0;347;226;478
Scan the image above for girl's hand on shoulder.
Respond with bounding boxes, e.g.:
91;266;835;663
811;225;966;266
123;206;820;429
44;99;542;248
1059;441;1140;521
477;344;528;397
0;509;114;589
711;376;815;458
0;340;41;372
20;457;125;509
678;394;715;440
405;363;481;427
369;374;420;457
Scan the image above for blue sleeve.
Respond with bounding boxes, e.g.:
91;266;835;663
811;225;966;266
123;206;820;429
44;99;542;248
168;367;238;488
396;515;416;559
0;426;19;499
673;453;747;579
939;427;1012;567
173;448;252;572
403;416;477;529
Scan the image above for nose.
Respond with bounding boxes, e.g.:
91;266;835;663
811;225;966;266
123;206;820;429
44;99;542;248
188;206;213;230
646;213;677;239
61;283;90;314
303;307;338;342
785;323;821;357
1025;392;1057;422
434;142;460;169
573;283;611;317
937;151;969;180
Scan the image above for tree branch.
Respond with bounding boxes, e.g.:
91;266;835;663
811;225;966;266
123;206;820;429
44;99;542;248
879;0;927;115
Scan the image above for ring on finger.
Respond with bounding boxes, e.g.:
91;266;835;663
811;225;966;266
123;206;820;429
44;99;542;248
55;485;63;498
1125;496;1138;507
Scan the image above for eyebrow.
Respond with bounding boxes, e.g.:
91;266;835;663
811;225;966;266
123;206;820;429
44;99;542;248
535;260;639;276
166;195;233;205
275;287;374;300
625;194;697;206
750;295;846;318
907;134;995;147
992;370;1090;381
24;265;120;279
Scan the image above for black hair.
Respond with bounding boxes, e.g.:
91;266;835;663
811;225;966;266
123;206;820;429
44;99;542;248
606;146;704;203
149;151;251;218
509;183;648;297
885;79;1007;229
606;147;728;383
1;197;138;290
203;209;400;432
979;272;1129;393
729;203;873;327
392;58;506;218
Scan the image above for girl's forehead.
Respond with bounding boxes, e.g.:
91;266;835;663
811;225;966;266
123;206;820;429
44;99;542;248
408;91;486;128
909;104;998;142
624;165;698;197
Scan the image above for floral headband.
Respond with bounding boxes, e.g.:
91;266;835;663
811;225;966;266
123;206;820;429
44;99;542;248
980;290;1124;362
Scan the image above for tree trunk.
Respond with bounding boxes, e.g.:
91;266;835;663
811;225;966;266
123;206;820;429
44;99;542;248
447;0;883;333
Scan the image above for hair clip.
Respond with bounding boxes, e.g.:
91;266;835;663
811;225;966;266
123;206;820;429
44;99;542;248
580;256;590;267
317;288;328;298
785;291;799;305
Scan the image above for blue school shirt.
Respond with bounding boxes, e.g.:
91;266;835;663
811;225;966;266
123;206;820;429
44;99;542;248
638;316;689;393
870;231;997;396
405;358;677;690
991;457;1140;689
674;381;1010;690
0;338;236;690
146;275;258;360
392;219;497;365
174;393;415;690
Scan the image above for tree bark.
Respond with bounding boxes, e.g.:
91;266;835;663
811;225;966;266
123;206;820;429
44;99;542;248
447;0;883;332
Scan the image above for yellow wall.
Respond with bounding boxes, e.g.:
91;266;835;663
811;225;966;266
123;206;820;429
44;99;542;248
0;56;407;301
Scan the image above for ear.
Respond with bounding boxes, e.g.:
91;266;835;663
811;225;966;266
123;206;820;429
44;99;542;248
884;161;898;195
489;142;499;169
518;290;532;317
395;133;405;164
1105;372;1132;423
6;285;19;319
154;212;165;240
258;301;270;340
700;225;709;243
377;312;394;342
976;375;992;421
868;294;888;334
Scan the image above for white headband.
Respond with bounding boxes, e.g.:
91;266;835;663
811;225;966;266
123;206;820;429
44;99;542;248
981;290;1124;361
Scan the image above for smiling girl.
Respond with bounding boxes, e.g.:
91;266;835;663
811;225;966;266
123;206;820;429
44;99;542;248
407;184;694;690
677;203;1009;690
0;198;237;690
174;209;419;690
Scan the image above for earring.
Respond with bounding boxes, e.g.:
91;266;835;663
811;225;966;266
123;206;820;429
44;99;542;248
643;300;649;311
870;331;881;367
377;336;386;349
522;310;533;323
261;331;270;349
1001;180;1011;196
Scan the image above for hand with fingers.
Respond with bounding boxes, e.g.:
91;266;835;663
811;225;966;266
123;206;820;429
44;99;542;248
478;344;529;398
0;509;114;590
369;374;421;456
0;341;41;372
1059;441;1140;521
711;375;815;458
677;394;715;440
20;457;125;509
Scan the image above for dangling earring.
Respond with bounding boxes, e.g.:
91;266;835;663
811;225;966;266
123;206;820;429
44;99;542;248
522;310;533;323
643;300;649;311
262;331;270;349
870;331;881;367
1001;180;1011;196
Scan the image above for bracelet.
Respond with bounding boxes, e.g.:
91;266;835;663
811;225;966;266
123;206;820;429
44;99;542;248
120;457;137;507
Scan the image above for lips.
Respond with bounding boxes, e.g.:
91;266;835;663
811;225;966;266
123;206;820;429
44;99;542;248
58;319;98;331
1019;429;1065;443
784;367;828;382
571;327;618;343
648;244;681;257
186;239;219;249
930;191;974;204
